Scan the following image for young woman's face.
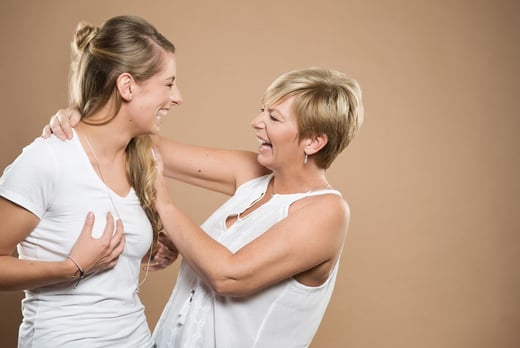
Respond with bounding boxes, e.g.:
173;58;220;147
129;52;182;135
251;96;306;171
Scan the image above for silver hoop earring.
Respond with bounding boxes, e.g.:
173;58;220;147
304;153;308;164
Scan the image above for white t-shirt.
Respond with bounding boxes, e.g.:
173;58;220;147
153;174;342;348
0;130;154;348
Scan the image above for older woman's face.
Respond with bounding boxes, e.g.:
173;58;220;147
251;96;306;171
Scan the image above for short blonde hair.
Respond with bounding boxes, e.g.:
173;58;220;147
262;67;363;169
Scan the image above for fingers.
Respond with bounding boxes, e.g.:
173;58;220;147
102;218;125;267
49;113;68;141
155;243;174;261
98;212;115;242
104;236;124;269
111;220;126;258
57;110;74;140
93;234;125;272
69;212;127;275
47;109;75;140
144;255;170;271
69;108;82;126
80;212;95;236
158;231;177;251
41;125;51;139
143;263;164;272
144;236;179;271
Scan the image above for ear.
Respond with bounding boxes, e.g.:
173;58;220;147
116;73;135;102
303;133;328;156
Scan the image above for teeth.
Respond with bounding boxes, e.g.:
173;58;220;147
157;109;169;117
257;137;269;145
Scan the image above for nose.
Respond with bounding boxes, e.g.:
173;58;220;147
250;109;265;129
170;86;183;106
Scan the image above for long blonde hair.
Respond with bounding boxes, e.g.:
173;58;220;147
69;15;175;254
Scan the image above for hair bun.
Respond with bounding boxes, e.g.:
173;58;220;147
72;22;99;55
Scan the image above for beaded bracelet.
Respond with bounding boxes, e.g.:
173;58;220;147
67;255;85;288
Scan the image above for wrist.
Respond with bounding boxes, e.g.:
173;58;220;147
64;258;77;277
66;256;85;288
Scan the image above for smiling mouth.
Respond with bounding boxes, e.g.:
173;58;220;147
257;137;272;149
156;109;169;118
155;109;170;123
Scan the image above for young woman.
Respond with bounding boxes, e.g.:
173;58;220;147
0;15;181;347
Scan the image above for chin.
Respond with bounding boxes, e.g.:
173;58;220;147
151;124;161;133
256;156;272;170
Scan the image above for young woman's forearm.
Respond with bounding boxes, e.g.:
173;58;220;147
0;256;77;291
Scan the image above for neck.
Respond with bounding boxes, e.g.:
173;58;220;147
76;121;130;160
76;121;132;197
269;170;330;195
77;101;135;157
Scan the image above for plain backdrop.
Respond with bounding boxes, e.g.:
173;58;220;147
0;1;518;347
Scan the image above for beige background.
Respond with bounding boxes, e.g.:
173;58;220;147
1;0;518;347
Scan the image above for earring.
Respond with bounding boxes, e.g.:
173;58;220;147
304;153;308;164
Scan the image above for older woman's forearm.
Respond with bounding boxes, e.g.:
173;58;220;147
156;202;246;295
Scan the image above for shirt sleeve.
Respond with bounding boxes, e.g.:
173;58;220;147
0;137;58;218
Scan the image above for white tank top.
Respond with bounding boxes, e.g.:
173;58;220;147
153;174;342;348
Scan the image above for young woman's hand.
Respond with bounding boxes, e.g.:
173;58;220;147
41;108;81;140
68;212;126;275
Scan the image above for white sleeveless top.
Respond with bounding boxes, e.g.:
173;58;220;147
153;174;342;348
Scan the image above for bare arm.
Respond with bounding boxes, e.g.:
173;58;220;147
154;156;349;297
43;108;270;195
0;198;125;291
157;136;269;195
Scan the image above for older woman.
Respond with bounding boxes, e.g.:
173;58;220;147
152;67;363;347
